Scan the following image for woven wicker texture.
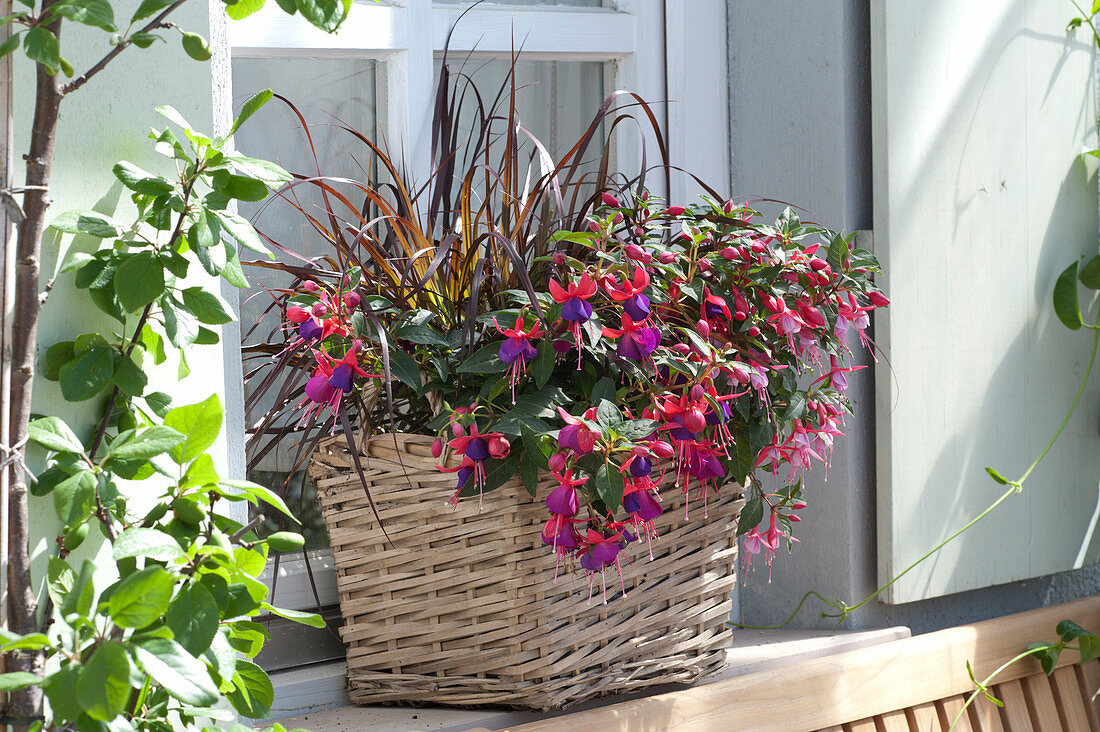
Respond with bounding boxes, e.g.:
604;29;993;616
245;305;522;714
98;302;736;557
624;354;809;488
310;432;744;710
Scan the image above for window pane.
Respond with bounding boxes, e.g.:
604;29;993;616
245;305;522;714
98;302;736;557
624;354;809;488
436;0;603;6
232;57;380;548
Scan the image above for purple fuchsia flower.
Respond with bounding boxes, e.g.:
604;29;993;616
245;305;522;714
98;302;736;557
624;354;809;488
579;528;628;603
494;314;543;399
678;439;725;518
604;266;652;322
296;346;378;431
557;407;602;455
550;273;598;368
602;313;661;361
622;476;663;558
546;469;587;516
442;424;510;509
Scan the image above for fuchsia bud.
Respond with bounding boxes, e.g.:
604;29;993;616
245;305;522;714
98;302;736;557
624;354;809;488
697;259;711;273
690;383;706;402
431;438;444;458
552;251;567;265
752;242;767;254
641;190;650;201
670;343;691;355
658;251;677;264
351;339;364;353
684;408;706;434
678;231;692;242
303;281;319;292
548;452;568;472
634;226;646;237
311;302;328;317
788;514;802;522
810;258;829;272
748;326;761;337
723;199;736;214
488;435;511;459
696;319;710;338
734;311;747;322
650;440;674;458
624;243;646;260
868;290;891;307
791;501;807;510
721;247;738;260
665;206;687;216
589;221;600;232
612;212;624;224
452;423;465;438
343;291;361;309
601;192;620;208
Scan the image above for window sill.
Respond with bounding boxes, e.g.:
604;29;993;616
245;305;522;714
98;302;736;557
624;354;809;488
261;626;911;731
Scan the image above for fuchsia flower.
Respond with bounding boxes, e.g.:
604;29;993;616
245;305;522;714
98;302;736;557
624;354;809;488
550;273;598;367
605;266;652;321
546;469;588;516
441;424;510;509
602;313;661;361
494;314;543;398
557;407;601;454
578;528;628;603
701;287;731;321
297;345;378;430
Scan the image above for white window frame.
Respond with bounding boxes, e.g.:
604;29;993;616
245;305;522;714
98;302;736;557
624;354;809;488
227;2;729;703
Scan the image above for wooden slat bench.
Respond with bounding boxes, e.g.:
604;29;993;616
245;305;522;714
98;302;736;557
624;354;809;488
479;596;1100;732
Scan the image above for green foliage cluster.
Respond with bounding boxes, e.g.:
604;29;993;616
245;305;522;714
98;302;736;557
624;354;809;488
0;94;323;730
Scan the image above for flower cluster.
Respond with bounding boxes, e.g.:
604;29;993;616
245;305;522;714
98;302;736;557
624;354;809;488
426;193;886;600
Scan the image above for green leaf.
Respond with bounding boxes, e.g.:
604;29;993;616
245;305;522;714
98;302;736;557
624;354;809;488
41;666;80;722
456;342;506;374
221;244;250;287
50;209;126;238
181;31;211;61
227;154;291;185
107;425;185;461
53;470;95;525
593;461;625;512
131;0;173;22
1054;259;1083;330
77;641;131;720
985;467;1009;485
167;583;220;656
737;496;765;536
1057;619;1094;642
1028;642;1061;676
164;394;224;463
113;161;175;196
226;660;274;718
213;209;268;254
520;423;550;469
107;566;174;629
28;416;83;453
0;32;21;59
129;30;163;47
228;89;274;137
1080;255;1100;290
114;251;165;313
225;0;266;20
392;323;451;348
590;377;616;406
1080;634;1100;664
60;558;96;618
519;452;539;497
214;172;268;202
0;672;43;691
52;0;116;31
43;340;74;380
133;638;219;706
0;633;51;651
294;0;350;33
145;390;173;418
595;399;621;430
532;340;554;389
617;419;659;442
226;620;269;658
112;350;148;396
182;287;235;325
386;347;422;392
59;345;116;401
217;479;298;522
162;298;200;348
24;27;59;75
113;527;186;562
460;452;520;497
47;556;76;609
260;603;324;628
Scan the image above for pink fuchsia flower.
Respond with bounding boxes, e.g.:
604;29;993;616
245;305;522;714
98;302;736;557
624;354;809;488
835;291;873;347
546;469;588;516
557;406;601;454
678;439;725;518
602;313;661;361
578;528;628;603
700;287;731;322
494;314;543;398
604;266;652;322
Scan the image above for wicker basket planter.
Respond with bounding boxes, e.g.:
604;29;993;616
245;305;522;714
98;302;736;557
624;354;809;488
309;432;745;710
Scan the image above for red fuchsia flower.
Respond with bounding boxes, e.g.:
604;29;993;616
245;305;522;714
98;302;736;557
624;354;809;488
494;314;543;398
541;514;583;578
835;291;873;348
444;424;509;509
546;469;588;516
549;273;598;367
655;390;708;441
578;528;628;603
622;476;663;558
812;355;867;393
602;313;661;361
678;439;725;518
557;407;602;454
297;345;378;430
605;266;652;322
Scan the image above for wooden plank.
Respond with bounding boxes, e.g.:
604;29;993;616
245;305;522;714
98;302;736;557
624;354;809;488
1021;673;1062;731
968;692;1006;732
906;702;941;732
496;598;1100;731
1076;662;1100;730
938;696;975;731
994;680;1035;732
1051;666;1093;732
841;720;877;732
875;710;912;732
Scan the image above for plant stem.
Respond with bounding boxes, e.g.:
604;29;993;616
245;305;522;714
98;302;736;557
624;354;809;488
950;646;1051;731
5;1;62;724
